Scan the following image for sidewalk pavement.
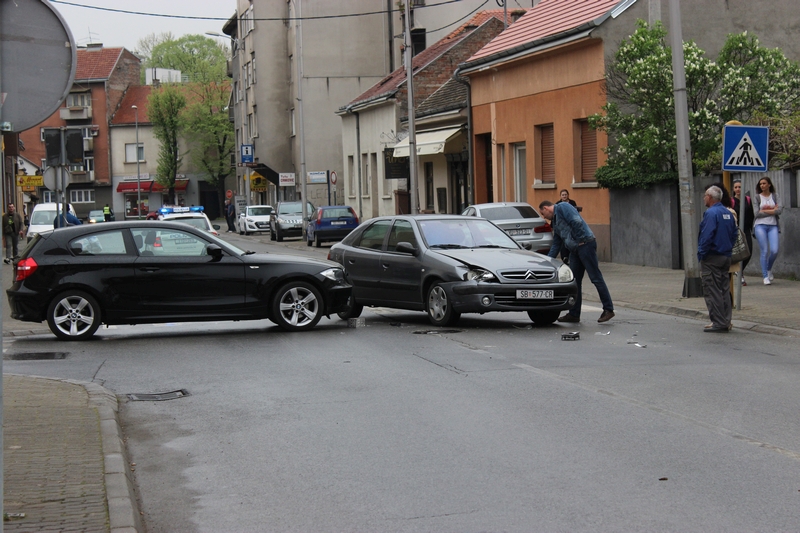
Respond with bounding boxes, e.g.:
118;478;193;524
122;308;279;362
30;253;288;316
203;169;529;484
2;257;799;531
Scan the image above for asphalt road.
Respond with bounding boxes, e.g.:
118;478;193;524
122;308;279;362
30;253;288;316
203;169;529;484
4;233;800;532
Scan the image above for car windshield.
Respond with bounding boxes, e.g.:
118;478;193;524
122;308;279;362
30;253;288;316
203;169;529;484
419;219;519;249
31;210;57;225
249;207;272;216
278;202;313;215
480;205;539;220
88;210;104;218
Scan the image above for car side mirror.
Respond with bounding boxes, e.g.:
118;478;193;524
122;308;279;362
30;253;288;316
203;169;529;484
213;224;221;231
207;244;223;259
521;242;533;251
395;242;418;255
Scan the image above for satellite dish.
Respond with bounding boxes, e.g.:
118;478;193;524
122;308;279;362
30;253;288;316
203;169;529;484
0;0;76;132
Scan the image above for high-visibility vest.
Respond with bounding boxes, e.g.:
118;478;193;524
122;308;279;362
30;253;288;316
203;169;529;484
103;206;111;215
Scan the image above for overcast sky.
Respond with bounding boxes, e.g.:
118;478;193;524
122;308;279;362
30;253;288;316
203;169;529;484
51;0;235;53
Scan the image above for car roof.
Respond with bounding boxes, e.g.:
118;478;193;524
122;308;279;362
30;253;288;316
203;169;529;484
470;202;534;209
36;220;212;237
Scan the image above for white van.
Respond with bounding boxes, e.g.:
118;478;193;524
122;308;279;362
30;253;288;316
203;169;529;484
26;203;77;242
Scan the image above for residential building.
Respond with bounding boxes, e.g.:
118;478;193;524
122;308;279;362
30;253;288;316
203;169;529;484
338;10;515;219
221;1;539;214
458;0;800;266
17;44;141;218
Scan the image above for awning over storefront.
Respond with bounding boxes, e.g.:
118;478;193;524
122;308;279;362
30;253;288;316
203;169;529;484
151;179;189;192
393;127;462;158
116;180;153;193
252;164;280;186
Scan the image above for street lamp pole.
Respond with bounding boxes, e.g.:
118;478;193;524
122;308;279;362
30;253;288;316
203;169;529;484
132;105;141;219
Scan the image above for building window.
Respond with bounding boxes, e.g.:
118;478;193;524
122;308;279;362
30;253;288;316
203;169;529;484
247;106;258;138
84;157;95;180
125;143;144;163
67;93;91;107
251;53;257;84
513;142;527;202
425;162;434;210
348;155;355;197
241;6;254;35
577;119;597;182
41;158;48;171
497;144;506;202
291;108;296;137
43;190;57;203
361;153;370;196
411;28;426;56
70;189;95;203
537;124;555;183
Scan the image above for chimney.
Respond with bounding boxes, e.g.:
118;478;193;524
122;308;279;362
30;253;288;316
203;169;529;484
86;43;103;50
510;10;526;23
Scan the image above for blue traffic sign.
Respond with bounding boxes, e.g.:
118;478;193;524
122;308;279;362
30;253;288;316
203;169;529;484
241;144;254;164
722;125;768;172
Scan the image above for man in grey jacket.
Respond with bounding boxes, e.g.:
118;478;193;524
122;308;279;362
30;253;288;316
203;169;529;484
539;200;614;323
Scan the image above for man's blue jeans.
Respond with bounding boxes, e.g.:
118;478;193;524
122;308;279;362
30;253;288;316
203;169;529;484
566;240;613;318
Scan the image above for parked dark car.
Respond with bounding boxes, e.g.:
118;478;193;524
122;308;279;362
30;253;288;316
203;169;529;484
270;201;315;242
328;215;577;327
306;205;359;248
462;202;553;254
7;221;352;340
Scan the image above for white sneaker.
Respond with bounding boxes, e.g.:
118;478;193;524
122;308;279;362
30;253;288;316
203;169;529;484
768;270;774;281
764;277;771;285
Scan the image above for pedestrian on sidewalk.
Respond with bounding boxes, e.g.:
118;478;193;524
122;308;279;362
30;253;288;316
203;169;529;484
539;200;614;323
698;185;737;333
3;203;25;264
732;179;754;285
753;176;782;285
555;189;579;265
225;200;236;233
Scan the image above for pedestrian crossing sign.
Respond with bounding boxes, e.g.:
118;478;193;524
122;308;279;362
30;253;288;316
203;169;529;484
722;125;769;172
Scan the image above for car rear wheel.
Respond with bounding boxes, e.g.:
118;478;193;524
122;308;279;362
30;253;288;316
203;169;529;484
527;310;560;326
337;295;363;320
426;283;459;326
271;281;323;331
46;290;101;341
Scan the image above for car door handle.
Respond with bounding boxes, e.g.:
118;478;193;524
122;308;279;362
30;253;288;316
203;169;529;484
381;263;390;269
139;267;160;272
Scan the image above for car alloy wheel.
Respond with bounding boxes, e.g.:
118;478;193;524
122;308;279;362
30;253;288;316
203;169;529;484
426;282;460;327
46;290;101;341
271;281;323;331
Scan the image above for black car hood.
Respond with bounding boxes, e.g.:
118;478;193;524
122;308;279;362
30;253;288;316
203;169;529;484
433;248;556;270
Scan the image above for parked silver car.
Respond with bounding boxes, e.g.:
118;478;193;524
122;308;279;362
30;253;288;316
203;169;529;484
462;202;553;254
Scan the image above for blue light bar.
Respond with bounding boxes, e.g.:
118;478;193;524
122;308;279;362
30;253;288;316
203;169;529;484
158;205;204;215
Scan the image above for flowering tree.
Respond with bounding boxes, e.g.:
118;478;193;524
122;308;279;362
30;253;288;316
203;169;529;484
590;21;800;189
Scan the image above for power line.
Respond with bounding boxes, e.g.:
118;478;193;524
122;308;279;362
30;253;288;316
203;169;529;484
50;0;469;23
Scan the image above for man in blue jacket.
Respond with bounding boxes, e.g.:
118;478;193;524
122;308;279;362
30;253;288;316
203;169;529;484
698;185;738;332
539;200;614;323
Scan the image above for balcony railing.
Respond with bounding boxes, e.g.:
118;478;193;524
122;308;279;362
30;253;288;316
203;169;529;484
60;106;92;121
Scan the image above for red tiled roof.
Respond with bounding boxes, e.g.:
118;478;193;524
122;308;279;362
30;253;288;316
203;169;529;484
111;86;152;125
75;47;125;81
469;0;619;62
344;10;510;109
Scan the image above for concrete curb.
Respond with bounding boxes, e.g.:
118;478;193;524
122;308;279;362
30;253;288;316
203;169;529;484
25;376;143;533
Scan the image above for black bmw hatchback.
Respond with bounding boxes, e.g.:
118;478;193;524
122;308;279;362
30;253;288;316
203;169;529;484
7;221;352;340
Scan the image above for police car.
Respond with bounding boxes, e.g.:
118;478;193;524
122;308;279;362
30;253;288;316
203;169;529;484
158;206;220;236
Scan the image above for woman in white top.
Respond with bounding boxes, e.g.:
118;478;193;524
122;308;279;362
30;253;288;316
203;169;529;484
752;176;782;285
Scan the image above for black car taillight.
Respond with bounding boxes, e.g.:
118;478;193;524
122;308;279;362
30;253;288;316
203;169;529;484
15;257;38;282
534;223;552;233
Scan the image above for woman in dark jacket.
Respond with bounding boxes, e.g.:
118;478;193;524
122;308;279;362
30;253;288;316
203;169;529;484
732;179;754;285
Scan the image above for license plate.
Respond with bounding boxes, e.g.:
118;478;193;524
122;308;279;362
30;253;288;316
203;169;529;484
330;221;347;225
507;228;531;236
256;222;268;227
516;289;553;299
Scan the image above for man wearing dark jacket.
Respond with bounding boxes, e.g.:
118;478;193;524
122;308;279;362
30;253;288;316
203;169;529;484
698;185;738;332
3;203;25;264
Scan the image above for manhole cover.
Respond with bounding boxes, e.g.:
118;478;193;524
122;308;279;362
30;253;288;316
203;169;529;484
127;389;190;401
7;352;68;360
413;329;462;335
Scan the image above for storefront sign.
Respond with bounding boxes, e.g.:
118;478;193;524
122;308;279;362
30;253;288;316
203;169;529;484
384;148;409;180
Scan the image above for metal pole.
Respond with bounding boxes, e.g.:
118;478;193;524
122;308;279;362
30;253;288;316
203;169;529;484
296;0;308;220
404;1;419;214
133;105;141;219
669;0;702;297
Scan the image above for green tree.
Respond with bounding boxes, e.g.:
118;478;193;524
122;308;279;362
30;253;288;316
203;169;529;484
146;34;228;83
590;21;800;189
147;84;186;198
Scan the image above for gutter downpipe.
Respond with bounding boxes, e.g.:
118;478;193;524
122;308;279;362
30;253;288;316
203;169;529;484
347;105;363;220
453;65;474;206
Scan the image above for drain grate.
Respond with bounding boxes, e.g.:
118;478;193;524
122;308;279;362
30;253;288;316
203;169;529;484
7;352;68;360
127;389;190;401
413;329;462;335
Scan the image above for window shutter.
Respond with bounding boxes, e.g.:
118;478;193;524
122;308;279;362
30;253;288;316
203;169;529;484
580;120;597;181
541;125;555;183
